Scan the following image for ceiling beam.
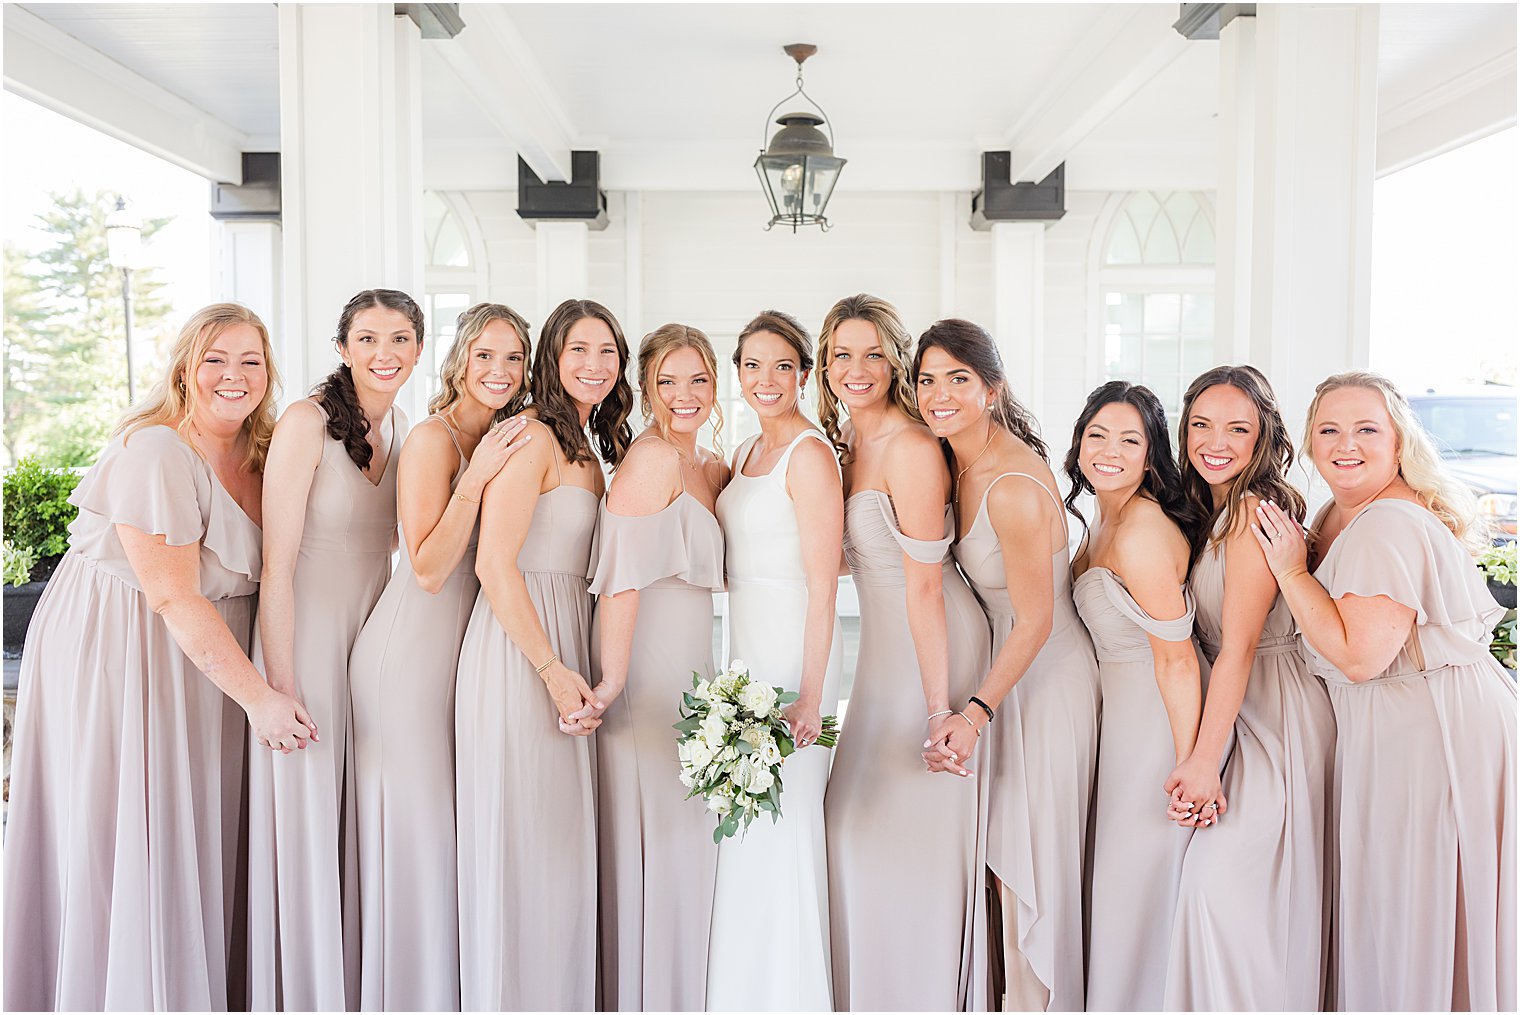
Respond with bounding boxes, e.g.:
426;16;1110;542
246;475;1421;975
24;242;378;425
1376;49;1517;177
1002;4;1190;185
2;5;248;183
432;4;577;182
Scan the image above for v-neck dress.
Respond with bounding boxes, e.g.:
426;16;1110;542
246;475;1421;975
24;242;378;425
3;425;261;1012
348;414;476;1011
953;473;1101;1012
246;399;405;1012
590;485;725;1012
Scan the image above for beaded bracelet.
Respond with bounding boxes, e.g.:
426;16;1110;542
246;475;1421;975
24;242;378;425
534;653;559;675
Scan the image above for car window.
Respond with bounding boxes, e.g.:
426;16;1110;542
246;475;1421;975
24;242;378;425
1411;397;1517;457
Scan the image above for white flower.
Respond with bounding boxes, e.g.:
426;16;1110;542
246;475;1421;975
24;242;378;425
716;700;739;720
739;723;767;749
729;659;749;676
684;738;715;773
692;678;715;702
738;680;779;718
708;787;734;815
678;768;695;788
720;744;739;763
733;756;776;797
699;713;728;747
758;739;783;766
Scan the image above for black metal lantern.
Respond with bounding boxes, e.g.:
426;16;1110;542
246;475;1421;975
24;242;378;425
754;44;846;232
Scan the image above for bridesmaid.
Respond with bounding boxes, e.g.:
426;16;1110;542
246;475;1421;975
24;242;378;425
915;319;1101;1012
348;303;532;1011
3;304;313;1011
1162;365;1335;1010
1066;380;1206;1012
454;298;633;1011
818;298;992;1012
1254;371;1515;1012
248;288;422;1011
708;309;844;1012
578;323;728;1011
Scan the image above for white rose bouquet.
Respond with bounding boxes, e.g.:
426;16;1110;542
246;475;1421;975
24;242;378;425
674;659;839;841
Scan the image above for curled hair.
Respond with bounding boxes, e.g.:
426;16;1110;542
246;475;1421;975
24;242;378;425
911;318;1048;460
816;293;921;462
1178;365;1306;556
429;302;532;421
313;289;424;471
117;302;282;472
1063;380;1205;566
734;310;814;373
636;323;724;450
1304;371;1487;550
531;299;634;467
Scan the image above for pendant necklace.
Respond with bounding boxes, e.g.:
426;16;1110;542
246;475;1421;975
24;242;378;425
953;420;997;506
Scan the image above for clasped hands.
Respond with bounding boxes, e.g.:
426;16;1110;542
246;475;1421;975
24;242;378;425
1165;754;1226;829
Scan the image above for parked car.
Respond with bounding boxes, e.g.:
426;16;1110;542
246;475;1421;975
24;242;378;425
1409;386;1517;538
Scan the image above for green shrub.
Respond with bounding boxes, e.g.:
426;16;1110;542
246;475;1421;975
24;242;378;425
3;539;38;586
1478;541;1516;588
3;456;82;562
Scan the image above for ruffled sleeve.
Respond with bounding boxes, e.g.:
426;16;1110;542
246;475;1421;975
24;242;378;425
1099;569;1196;643
880;499;953;565
588;497;724;596
70;426;206;546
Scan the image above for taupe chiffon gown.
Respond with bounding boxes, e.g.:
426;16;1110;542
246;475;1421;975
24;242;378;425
825;490;992;1012
1163;517;1335;1011
590;489;724;1011
349;415;476;1011
247;401;404;1011
1075;566;1203;1012
954;473;1100;1013
455;481;600;1012
3;426;258;1011
1305;499;1515;1011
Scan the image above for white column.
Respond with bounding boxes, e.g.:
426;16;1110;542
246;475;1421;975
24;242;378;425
990;221;1046;419
1247;4;1379;427
218;220;282;337
1214;15;1256;362
535;221;589;323
278;6;425;416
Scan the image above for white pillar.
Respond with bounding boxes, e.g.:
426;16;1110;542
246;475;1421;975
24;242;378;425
1247;4;1378;428
218;220;282;339
278;5;425;416
1214;15;1256;362
535;221;590;324
990;221;1046;419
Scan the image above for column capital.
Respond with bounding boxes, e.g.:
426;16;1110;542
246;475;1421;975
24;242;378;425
1174;4;1256;42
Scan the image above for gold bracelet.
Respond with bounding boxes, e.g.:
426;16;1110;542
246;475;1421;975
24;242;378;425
534;653;559;675
454;491;480;505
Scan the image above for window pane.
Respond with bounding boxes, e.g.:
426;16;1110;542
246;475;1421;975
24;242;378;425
1126;192;1161;245
1143;215;1181;263
433;215;470;268
428;292;472;381
1183;334;1213;376
1143;293;1181;333
1107;291;1143;332
1106;216;1142;265
1181;215;1216;264
1182;292;1213;334
1148;374;1181;415
1144;332;1180;372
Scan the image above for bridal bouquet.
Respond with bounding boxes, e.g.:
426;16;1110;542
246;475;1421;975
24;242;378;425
674;660;839;842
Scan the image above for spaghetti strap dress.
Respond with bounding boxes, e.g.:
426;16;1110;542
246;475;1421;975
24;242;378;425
1306;499;1514;1011
246;399;404;1011
589;468;725;1011
3;425;260;1011
1163;513;1335;1011
1076;565;1203;1012
954;472;1101;1012
349;414;476;1011
454;451;601;1012
825;490;991;1011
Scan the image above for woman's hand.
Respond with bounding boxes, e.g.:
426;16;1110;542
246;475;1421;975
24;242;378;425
923;711;981;777
1252;500;1310;582
784;696;822;748
1164;754;1226;828
560;679;624;736
458;415;529;500
246;685;319;754
542;659;604;735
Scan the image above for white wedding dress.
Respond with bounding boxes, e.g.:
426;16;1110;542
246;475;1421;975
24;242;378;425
708;430;843;1012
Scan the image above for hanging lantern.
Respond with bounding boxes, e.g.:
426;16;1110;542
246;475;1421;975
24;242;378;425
754;44;846;232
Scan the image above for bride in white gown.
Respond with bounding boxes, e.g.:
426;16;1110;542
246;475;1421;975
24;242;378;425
710;310;845;1012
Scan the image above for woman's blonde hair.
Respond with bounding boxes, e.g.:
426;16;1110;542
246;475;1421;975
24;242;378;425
636;323;724;450
429;302;532;420
1304;370;1488;550
116;302;281;472
816;293;922;462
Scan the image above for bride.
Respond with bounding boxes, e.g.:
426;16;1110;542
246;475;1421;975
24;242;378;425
709;309;845;1011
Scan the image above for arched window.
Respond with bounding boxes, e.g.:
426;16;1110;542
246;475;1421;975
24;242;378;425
1093;191;1216;417
422;191;488;396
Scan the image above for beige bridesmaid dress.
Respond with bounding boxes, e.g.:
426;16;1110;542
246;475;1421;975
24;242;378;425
1163;516;1335;1011
348;415;477;1011
1076;565;1203;1012
454;473;600;1012
3;426;259;1011
1305;499;1515;1011
246;400;404;1011
825;490;991;1011
589;485;725;1011
955;473;1101;1012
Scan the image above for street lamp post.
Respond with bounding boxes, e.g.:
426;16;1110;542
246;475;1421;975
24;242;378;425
105;197;143;405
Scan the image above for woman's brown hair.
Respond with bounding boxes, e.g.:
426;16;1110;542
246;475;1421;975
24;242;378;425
636;323;724;450
429;302;532;421
911;318;1048;459
816;293;921;462
313;289;425;471
531;298;634;467
733;310;814;374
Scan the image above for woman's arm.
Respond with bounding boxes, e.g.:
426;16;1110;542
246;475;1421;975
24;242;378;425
786;436;845;747
1254;500;1416;681
886;432;954;717
475;421;603;725
258;401;325;698
119;526;317;752
400;416;528;594
1116;522;1203;765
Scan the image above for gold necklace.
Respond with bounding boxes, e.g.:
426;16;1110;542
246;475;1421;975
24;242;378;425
953;421;996;506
